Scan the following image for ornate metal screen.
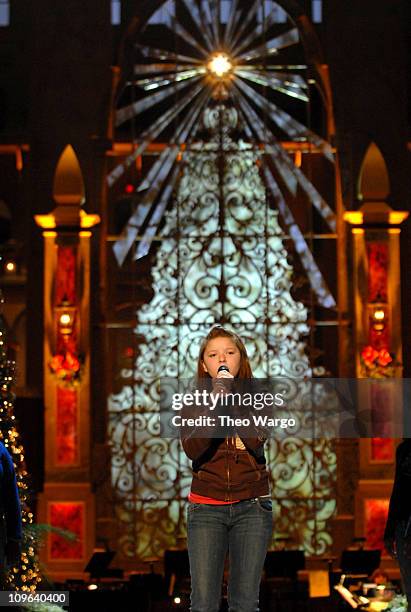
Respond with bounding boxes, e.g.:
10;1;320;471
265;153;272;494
107;0;338;561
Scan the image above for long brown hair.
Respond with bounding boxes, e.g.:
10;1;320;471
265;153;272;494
197;326;253;379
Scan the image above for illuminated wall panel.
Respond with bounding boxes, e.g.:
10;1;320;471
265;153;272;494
364;499;389;551
56;386;78;466
49;502;84;561
370;438;394;463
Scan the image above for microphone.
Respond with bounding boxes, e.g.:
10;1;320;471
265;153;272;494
217;365;230;374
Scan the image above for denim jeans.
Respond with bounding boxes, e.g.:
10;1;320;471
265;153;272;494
187;498;273;612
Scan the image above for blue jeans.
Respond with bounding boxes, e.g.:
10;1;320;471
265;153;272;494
187;498;273;612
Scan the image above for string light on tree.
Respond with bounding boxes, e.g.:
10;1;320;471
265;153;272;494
5;261;17;274
0;290;41;591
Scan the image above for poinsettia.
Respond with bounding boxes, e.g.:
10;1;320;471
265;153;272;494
361;345;379;366
360;345;398;378
49;350;83;385
377;348;392;367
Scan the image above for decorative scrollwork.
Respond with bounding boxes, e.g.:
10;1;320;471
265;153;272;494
108;106;336;560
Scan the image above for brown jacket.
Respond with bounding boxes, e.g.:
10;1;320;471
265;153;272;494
181;435;270;502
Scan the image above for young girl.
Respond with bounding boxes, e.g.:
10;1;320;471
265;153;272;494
182;326;273;612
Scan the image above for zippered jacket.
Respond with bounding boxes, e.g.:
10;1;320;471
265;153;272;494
182;435;270;502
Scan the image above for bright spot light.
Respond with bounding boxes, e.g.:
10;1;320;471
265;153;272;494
88;583;98;591
208;53;232;77
373;309;385;322
173;596;181;604
59;313;72;327
5;261;16;273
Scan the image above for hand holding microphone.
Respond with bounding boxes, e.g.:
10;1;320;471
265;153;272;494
214;364;234;394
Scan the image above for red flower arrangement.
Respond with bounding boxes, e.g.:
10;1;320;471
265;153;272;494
360;345;396;378
49;350;83;385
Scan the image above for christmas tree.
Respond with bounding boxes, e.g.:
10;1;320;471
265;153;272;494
0;290;41;590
